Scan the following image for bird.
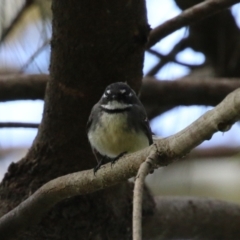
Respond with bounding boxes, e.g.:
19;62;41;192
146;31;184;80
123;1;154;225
87;82;153;174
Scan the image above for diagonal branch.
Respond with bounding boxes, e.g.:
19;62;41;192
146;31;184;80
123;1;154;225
0;0;35;44
147;48;203;69
20;39;50;71
147;0;240;48
146;38;189;76
0;87;240;240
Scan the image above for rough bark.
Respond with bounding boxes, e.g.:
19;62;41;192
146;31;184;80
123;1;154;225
0;0;151;239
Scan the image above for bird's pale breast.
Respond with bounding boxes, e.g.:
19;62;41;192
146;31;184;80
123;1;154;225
88;112;149;158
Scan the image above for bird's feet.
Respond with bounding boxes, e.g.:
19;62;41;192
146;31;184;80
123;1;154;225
93;156;105;175
93;152;127;175
111;151;127;167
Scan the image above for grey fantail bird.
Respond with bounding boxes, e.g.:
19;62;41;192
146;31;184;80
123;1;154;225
87;82;153;174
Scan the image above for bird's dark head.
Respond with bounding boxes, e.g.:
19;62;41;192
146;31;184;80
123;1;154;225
99;82;138;111
101;82;137;103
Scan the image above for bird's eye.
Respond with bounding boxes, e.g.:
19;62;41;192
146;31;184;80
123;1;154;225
102;89;111;98
103;89;111;98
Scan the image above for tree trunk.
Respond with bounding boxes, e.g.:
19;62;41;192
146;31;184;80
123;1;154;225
0;0;152;239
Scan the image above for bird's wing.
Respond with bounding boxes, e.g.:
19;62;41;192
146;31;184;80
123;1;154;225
142;116;153;145
86;115;92;133
134;102;153;145
86;103;99;133
86;104;106;163
86;107;95;134
134;104;153;145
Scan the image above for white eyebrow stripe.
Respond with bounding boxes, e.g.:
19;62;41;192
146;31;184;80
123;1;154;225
106;90;111;94
120;89;126;94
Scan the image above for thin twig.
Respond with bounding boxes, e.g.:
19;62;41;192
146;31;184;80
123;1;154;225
0;122;39;128
133;150;156;240
147;0;240;48
147;49;203;69
146;38;189;76
20;39;51;71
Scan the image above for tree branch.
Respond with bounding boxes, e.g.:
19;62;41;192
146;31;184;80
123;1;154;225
143;196;240;239
0;74;47;102
20;39;50;71
1;74;240;112
146;38;190;76
1;74;240;119
147;48;203;69
146;0;240;48
142;77;240;118
0;122;39;128
0;87;239;239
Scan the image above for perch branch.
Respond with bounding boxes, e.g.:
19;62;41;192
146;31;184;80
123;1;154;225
147;0;240;48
